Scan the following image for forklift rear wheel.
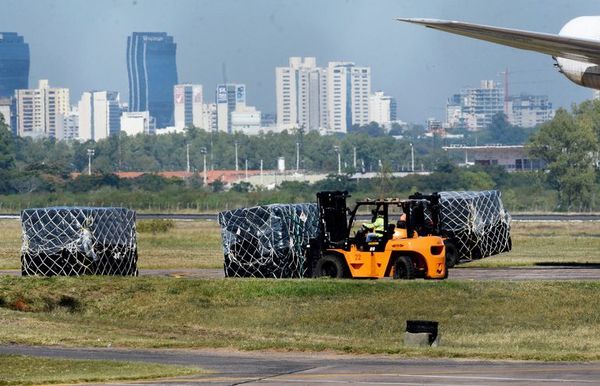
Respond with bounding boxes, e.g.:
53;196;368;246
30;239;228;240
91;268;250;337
314;254;346;278
444;241;459;268
393;256;415;280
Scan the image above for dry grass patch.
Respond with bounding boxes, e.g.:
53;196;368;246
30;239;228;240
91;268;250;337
2;277;600;360
0;354;201;385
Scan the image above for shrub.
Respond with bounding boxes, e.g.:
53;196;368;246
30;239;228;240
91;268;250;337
137;219;175;234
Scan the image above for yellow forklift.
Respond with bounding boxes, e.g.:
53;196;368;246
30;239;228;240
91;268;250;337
307;191;447;280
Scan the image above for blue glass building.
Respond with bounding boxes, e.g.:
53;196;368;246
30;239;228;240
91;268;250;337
127;32;177;128
0;33;29;98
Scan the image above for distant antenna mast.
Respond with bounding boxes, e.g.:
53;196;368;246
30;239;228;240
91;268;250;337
503;66;509;115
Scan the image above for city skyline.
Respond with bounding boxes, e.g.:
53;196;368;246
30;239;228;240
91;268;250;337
0;0;597;124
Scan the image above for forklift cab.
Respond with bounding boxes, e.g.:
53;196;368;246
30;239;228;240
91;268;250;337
311;191;447;280
315;191;437;252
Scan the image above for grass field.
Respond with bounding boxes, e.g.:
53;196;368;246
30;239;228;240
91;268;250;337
2;277;600;360
0;354;201;385
2;219;600;270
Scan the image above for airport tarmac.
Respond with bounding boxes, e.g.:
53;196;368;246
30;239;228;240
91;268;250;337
1;344;599;385
4;266;600;280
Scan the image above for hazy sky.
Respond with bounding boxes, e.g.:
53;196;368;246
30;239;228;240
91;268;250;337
1;0;598;123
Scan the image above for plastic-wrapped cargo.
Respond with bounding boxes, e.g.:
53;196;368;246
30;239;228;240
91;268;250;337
218;203;319;278
20;207;138;276
436;191;511;262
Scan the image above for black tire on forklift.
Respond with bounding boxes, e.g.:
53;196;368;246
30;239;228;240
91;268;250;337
393;255;415;280
444;240;459;268
314;254;346;278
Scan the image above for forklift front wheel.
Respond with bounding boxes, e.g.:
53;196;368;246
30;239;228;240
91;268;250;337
314;254;347;278
393;256;415;280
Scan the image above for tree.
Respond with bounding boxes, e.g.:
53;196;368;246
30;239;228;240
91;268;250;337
0;114;15;170
529;108;598;210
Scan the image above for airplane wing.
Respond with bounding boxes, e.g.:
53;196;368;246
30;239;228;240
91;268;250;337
396;18;600;65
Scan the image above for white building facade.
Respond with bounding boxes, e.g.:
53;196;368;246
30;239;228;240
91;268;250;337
231;105;262;135
275;57;372;134
368;91;396;126
174;84;203;129
15;79;70;138
120;111;155;136
78;91;121;141
56;108;79;141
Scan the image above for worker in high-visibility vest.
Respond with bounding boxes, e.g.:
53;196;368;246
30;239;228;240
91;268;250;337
363;210;385;241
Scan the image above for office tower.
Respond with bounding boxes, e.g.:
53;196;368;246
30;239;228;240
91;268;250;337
326;62;371;133
276;57;322;131
127;32;178;128
216;83;245;133
0;33;29;98
15;79;69;138
174;84;203;129
78;91;121;141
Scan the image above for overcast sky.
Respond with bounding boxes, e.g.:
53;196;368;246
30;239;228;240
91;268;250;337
1;0;598;123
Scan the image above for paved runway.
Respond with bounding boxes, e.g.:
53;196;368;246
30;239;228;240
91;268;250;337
4;266;600;280
2;344;600;385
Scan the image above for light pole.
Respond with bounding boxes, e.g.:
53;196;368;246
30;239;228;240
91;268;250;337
87;148;95;176
186;143;190;173
409;143;415;173
234;141;239;172
200;147;207;185
333;145;341;175
353;146;357;169
296;141;300;172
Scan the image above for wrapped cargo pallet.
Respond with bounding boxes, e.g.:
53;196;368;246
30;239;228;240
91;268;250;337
435;191;511;263
21;207;138;276
218;203;319;278
409;190;511;265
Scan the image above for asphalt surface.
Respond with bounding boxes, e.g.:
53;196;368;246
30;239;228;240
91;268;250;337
2;344;600;385
4;266;600;280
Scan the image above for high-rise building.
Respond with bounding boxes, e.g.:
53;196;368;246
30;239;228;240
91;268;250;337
78;91;121;141
56;108;79;141
127;32;178;128
120;111;155;136
216;83;245;133
446;80;504;131
15;80;69;138
326;62;371;133
369;91;396;126
174;84;203;129
276;57;322;131
203;103;217;132
506;94;554;128
446;81;554;130
0;33;29;99
275;57;371;133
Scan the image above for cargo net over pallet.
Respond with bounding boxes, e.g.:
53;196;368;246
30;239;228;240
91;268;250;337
219;204;319;278
436;191;511;262
21;207;138;276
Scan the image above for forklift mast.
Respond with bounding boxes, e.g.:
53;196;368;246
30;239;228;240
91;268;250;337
315;191;350;248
